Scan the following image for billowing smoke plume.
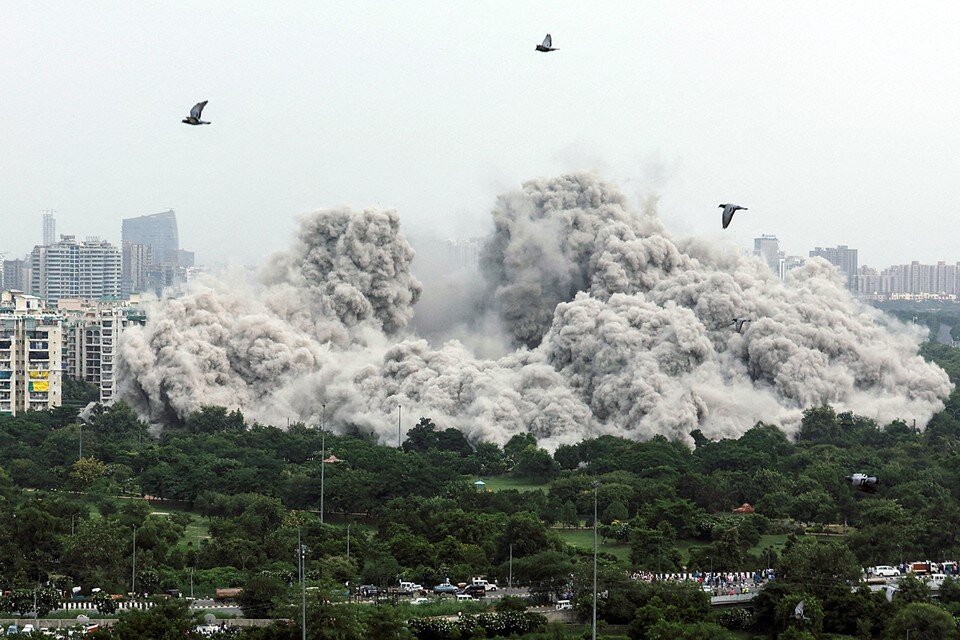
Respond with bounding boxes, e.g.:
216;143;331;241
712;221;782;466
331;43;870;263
116;175;952;447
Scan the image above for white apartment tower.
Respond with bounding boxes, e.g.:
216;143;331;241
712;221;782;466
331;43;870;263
0;291;62;416
31;236;121;304
61;302;144;404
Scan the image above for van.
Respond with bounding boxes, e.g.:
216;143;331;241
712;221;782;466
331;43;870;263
555;600;572;610
455;594;472;602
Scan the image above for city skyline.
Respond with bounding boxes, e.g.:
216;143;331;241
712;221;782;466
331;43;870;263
5;4;960;267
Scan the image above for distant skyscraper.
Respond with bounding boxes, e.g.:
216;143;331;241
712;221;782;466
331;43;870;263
753;235;783;276
444;237;483;271
809;245;858;290
2;259;30;292
30;236;121;304
41;211;56;247
122;210;179;264
121;243;153;296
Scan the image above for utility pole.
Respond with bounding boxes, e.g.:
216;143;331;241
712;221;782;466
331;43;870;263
346;524;351;560
300;533;307;640
131;525;137;598
592;481;600;640
78;422;82;460
397;405;402;448
190;568;194;600
508;543;513;590
320;403;326;525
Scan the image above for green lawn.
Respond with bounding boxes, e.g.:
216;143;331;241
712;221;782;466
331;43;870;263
557;528;631;563
475;475;548;493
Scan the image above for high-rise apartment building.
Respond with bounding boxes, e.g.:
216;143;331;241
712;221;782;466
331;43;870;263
2;259;31;292
0;291;62;416
61;299;145;404
121;242;152;296
753;235;783;276
30;236;121;304
41;211;56;247
809;245;858;290
122;210;179;264
444;238;484;271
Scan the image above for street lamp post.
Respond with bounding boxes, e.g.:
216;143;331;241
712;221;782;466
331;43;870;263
320;403;326;525
346;523;351;560
508;543;513;590
592;481;600;640
298;528;306;640
397;405;402;448
131;525;137;598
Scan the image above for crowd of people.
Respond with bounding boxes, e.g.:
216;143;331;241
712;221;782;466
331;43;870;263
626;569;776;596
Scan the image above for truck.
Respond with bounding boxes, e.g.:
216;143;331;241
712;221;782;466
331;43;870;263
470;577;498;592
215;588;244;602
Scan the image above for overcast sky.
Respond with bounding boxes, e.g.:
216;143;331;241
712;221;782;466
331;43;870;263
3;2;959;268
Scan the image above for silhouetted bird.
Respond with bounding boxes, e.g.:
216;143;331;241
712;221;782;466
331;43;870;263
846;473;878;493
536;34;558;52
714;317;751;333
182;101;210;126
719;203;747;229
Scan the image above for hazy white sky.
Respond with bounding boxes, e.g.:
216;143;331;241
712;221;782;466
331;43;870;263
3;2;959;268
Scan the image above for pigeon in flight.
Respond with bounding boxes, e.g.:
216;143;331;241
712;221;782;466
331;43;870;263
714;317;751;333
536;34;558;52
719;203;748;229
846;473;878;494
182;101;211;126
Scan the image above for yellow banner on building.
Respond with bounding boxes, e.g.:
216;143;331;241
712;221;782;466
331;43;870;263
31;381;49;392
29;371;49;379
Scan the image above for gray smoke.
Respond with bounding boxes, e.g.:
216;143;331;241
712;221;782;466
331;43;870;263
116;175;952;447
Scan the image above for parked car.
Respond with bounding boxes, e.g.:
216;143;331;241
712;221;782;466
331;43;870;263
460;584;486;598
411;597;430;606
555;600;572;610
4;626;16;637
358;585;381;597
872;566;901;577
455;594;473;602
433;582;459;595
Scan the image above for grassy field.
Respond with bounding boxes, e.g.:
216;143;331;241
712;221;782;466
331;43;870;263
557;528;631;563
560;528;790;569
477;475;549;493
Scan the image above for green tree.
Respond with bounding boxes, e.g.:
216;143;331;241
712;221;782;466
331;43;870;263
70;456;108;488
601;499;628;524
514;446;560;480
108;598;198;640
777;537;861;600
885;602;957;640
241;573;287;618
504;433;537;462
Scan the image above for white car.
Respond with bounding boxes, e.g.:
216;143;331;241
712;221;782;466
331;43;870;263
555;600;572;610
872;566;901;577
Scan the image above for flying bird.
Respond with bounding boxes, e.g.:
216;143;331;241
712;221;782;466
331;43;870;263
714;317;751;333
794;600;807;620
182;101;211;126
719;203;748;229
846;473;878;493
536;34;558;52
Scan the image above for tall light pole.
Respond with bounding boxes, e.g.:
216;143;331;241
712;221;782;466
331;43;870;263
508;543;513;590
320;403;326;525
298;528;306;640
346;524;351;560
131;525;137;597
78;422;83;460
592;481;600;640
397;405;402;448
